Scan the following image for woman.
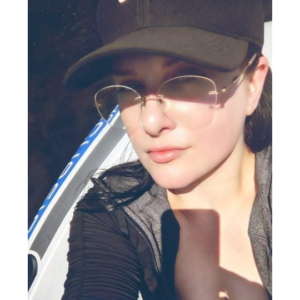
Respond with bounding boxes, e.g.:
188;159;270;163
62;0;272;299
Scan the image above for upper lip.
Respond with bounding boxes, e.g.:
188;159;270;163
147;146;187;153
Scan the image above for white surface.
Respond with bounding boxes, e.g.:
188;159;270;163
263;21;272;67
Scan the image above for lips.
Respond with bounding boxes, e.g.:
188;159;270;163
147;147;186;163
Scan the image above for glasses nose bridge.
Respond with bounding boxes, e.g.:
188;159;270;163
140;93;164;108
142;93;161;102
139;93;167;121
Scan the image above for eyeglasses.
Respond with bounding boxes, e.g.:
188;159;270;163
94;53;257;129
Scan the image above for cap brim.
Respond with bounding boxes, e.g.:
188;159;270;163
64;26;248;91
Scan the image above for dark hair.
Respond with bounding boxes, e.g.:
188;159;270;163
76;44;272;213
76;160;154;212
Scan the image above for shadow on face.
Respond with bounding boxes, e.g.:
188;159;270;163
161;209;270;300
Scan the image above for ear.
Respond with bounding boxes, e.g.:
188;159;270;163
246;56;269;116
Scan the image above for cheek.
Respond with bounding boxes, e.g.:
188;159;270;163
192;90;249;163
126;126;146;156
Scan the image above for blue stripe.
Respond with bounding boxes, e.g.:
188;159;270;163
28;107;120;240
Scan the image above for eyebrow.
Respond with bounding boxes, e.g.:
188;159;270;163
163;57;181;67
110;57;181;76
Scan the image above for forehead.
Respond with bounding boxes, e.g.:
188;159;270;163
111;53;199;75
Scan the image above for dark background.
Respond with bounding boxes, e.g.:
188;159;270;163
28;0;106;226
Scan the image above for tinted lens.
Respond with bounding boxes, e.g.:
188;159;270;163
158;76;217;124
94;85;142;128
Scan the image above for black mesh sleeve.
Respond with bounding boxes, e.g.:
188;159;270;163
61;209;142;300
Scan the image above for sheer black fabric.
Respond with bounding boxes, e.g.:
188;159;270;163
62;209;143;300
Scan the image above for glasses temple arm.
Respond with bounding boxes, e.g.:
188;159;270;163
216;53;258;94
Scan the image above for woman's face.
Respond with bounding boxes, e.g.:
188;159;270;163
111;54;261;191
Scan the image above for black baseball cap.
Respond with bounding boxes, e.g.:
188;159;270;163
64;0;271;91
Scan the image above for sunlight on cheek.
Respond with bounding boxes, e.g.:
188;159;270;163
214;90;249;135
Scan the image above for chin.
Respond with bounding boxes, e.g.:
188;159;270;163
146;164;202;191
142;154;229;192
153;177;188;190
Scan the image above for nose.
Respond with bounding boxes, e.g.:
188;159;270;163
141;95;176;136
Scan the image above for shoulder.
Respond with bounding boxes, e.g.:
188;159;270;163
250;145;272;241
64;202;145;300
255;145;272;208
256;145;272;168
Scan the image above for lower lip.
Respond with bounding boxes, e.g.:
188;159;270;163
148;149;184;163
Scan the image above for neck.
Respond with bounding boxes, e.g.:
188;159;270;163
167;142;256;214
